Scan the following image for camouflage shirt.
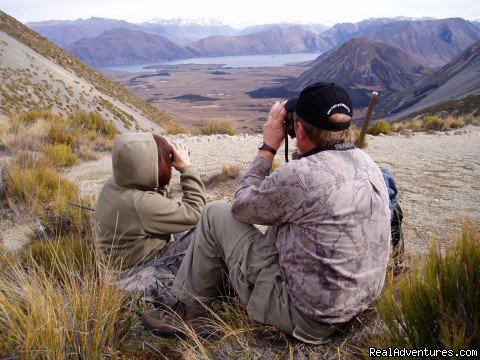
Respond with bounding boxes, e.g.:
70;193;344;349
231;149;391;324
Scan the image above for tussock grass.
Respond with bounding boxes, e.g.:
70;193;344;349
371;219;480;351
391;115;477;133
152;297;287;359
200;120;237;136
367;120;391;135
203;164;242;187
422;115;447;131
449;120;464;129
5;154;92;237
3;109;116;159
165;122;197;135
43;143;78;167
0;237;133;359
69;110;117;138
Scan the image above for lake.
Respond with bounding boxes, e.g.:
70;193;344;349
100;53;321;73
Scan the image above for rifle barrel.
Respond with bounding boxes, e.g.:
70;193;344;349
356;91;378;148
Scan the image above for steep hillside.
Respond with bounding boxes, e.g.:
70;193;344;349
68;28;194;66
365;18;480;67
26;17;141;47
0;11;173;130
287;38;432;106
385;42;480;120
188;26;331;56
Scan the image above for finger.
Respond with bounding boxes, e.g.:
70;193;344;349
270;102;285;121
268;101;280;116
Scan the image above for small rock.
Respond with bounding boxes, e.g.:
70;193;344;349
427;130;438;135
378;133;385;137
405;133;414;139
454;131;463;135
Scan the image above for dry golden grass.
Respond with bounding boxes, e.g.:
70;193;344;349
370;219;479;352
200;120;237;136
2;110;115;164
367;120;391;135
0;237;134;359
5;154;92;238
391;115;478;133
203;164;242;187
165;122;197;135
43;143;78;167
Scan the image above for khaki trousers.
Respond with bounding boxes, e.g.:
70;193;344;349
172;201;342;344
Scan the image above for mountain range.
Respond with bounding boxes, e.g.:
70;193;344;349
11;12;480;122
363;18;480;67
60;17;480;69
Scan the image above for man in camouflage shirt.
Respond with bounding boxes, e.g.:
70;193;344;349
142;83;391;344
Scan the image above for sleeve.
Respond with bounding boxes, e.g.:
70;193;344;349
231;155;307;225
134;165;206;234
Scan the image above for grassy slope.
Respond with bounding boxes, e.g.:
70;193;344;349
0;11;173;127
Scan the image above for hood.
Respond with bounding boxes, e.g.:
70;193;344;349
112;132;159;189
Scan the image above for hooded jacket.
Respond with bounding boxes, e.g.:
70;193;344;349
94;133;206;270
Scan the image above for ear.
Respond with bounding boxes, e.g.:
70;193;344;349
295;120;307;140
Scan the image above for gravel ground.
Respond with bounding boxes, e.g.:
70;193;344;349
61;126;480;255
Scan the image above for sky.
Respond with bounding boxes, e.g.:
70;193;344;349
1;0;479;27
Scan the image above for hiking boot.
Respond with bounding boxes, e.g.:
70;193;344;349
141;302;211;336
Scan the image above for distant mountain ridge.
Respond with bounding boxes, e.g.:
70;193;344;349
68;28;194;66
55;17;480;70
66;26;333;66
138;18;238;45
319;18;398;48
26;17;141;47
364;18;480;67
187;26;331;57
27;17;330;47
238;23;329;35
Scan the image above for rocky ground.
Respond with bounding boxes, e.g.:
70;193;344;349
62;126;480;256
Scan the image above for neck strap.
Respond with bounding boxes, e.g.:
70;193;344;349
300;142;355;158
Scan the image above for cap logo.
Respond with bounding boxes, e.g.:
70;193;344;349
327;103;350;115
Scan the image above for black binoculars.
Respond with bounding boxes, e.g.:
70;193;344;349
284;98;297;139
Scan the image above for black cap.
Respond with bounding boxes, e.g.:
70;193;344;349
292;82;353;131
